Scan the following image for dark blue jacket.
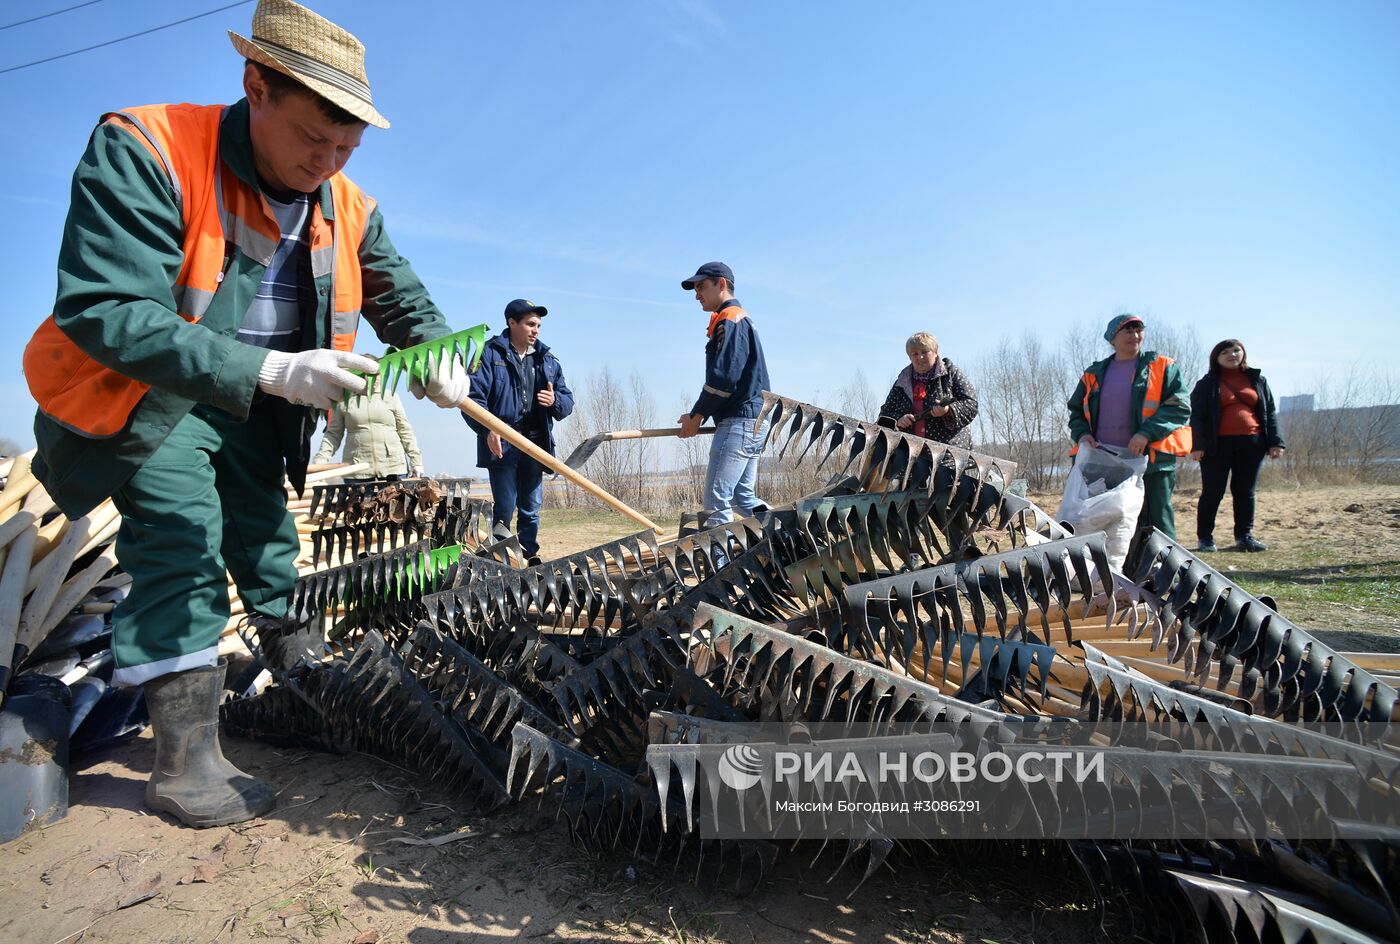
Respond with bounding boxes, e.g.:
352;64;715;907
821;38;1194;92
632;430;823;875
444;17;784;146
464;331;575;468
690;300;771;421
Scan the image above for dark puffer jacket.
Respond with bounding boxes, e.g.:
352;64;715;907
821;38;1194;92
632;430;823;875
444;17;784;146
1189;367;1285;455
877;357;978;450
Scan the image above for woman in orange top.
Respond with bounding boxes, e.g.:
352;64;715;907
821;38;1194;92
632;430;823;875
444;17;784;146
1188;339;1286;552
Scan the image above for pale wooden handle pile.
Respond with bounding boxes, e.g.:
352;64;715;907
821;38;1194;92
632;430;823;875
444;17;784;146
0;451;116;698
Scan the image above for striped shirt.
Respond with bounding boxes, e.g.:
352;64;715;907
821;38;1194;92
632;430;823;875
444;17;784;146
237;192;309;351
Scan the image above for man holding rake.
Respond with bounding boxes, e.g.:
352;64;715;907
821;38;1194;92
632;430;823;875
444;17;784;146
23;0;470;827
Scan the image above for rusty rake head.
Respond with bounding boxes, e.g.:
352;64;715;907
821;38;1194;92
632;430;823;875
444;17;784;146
311;495;492;565
307;476;478;524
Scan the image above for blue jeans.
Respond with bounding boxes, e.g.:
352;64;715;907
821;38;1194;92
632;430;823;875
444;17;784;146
703;416;768;528
488;451;544;556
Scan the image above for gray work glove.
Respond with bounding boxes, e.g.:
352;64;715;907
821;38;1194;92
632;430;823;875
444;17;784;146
258;349;380;410
408;356;471;409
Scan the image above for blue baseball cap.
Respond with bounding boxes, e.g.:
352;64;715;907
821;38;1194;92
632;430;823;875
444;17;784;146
1104;313;1145;343
504;298;547;320
681;261;735;291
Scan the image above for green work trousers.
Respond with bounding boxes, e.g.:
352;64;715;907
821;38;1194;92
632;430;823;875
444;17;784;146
1136;467;1178;541
109;401;299;687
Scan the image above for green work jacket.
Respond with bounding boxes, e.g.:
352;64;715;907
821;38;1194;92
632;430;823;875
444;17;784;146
1066;351;1191;472
30;99;450;516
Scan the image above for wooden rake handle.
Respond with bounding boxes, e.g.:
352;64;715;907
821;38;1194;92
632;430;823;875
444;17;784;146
602;427;717;442
459;397;660;533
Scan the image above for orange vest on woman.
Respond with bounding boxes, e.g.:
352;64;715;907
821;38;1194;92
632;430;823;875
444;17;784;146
25;103;367;438
1073;356;1193;462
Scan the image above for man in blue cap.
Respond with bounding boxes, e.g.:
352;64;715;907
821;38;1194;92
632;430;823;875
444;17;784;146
465;299;574;565
1067;313;1192;539
677;262;772;527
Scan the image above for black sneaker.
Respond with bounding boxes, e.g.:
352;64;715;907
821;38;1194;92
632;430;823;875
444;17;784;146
1236;535;1268;552
1196;539;1217;553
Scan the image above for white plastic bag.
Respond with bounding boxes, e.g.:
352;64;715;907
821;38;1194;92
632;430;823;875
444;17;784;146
1057;443;1148;570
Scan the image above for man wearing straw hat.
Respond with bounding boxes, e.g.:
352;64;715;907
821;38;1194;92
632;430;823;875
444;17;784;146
23;0;470;828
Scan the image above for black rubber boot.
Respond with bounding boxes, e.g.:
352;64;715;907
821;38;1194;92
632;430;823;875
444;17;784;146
143;663;276;827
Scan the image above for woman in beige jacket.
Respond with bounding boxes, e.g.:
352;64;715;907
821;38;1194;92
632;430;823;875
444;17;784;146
312;392;424;480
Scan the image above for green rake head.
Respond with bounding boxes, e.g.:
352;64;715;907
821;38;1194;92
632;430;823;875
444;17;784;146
395;544;463;599
347;324;491;403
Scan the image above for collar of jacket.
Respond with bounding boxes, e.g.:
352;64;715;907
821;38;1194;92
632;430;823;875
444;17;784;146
220;98;337;222
706;298;745;338
489;329;551;361
1209;365;1260;382
895;357;947;401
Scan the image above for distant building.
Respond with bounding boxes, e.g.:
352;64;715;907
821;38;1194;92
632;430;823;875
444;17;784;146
1279;394;1315;414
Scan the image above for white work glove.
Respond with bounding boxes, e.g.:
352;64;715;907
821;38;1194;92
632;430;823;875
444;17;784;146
258;349;380;410
409;356;470;409
411;465;425;478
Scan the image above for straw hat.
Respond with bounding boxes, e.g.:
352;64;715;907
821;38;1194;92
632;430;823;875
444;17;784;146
229;0;389;129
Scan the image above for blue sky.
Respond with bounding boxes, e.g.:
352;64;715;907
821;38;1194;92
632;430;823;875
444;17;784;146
2;1;1397;475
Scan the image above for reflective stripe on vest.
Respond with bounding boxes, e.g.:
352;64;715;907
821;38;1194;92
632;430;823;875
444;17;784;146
1142;356;1192;459
25;103;370;438
1069;356;1192;460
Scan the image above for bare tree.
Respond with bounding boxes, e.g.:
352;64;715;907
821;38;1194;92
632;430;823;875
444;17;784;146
974;332;1070;491
1144;318;1204;385
838;368;881;423
669;395;709;511
1279;368;1400;483
582;366;630;504
1350;374;1399;472
624;369;657;508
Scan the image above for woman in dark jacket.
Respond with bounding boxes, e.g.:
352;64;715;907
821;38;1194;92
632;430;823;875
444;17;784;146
1189;338;1286;553
877;331;978;450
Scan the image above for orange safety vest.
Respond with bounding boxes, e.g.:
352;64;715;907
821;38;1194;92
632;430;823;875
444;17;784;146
25;103;369;439
1072;356;1193;462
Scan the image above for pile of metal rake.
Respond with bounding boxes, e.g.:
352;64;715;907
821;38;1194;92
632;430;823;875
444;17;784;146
222;392;1400;944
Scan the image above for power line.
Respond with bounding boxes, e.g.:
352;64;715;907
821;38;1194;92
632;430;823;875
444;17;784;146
0;0;108;32
0;0;254;76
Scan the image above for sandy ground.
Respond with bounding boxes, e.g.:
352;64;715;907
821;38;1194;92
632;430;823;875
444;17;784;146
2;483;1395;943
1171;481;1400;650
1;738;1131;944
